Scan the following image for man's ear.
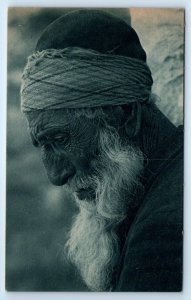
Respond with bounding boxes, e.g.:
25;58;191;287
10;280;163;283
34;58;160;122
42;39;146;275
121;102;142;138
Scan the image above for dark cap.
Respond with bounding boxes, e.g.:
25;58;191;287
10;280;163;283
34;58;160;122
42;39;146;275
36;9;147;62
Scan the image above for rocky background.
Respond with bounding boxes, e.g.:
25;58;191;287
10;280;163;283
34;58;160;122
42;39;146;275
6;8;184;291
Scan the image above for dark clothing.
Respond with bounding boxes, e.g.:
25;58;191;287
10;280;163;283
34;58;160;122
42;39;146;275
114;126;183;291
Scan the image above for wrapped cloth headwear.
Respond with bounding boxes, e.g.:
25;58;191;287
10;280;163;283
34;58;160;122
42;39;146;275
21;10;153;112
21;47;153;112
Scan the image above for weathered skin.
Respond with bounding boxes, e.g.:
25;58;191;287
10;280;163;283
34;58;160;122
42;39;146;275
25;101;176;192
25;106;127;192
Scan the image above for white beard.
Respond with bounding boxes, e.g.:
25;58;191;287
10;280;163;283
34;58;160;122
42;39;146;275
65;126;144;291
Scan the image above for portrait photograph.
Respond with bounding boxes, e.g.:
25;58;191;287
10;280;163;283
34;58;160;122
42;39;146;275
6;7;184;293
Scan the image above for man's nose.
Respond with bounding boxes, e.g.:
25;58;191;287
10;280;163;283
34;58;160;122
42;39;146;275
49;167;76;186
44;154;76;186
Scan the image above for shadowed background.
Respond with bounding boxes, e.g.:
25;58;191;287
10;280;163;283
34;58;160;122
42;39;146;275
6;7;184;291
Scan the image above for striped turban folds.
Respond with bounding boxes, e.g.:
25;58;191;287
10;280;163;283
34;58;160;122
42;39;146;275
21;10;153;112
21;47;153;112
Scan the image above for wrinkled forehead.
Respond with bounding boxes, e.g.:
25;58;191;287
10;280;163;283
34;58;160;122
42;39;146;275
25;109;72;127
24;109;100;134
26;109;87;130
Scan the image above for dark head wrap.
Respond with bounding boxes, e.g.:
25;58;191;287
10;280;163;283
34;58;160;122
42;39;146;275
36;9;146;61
21;10;153;112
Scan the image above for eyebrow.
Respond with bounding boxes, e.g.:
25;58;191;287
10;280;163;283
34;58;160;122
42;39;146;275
36;127;68;142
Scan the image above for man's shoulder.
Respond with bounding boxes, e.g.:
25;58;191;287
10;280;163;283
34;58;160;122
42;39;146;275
143;146;183;215
114;135;183;292
141;125;183;219
134;131;183;240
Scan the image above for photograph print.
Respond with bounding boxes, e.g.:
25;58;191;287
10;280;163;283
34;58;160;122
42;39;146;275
6;7;184;292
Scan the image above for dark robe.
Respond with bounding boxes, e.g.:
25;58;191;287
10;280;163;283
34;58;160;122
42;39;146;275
113;125;183;291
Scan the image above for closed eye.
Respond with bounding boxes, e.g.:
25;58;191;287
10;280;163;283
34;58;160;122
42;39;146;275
53;133;70;145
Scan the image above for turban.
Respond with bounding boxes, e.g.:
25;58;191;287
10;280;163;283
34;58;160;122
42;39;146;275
21;10;153;112
21;47;153;112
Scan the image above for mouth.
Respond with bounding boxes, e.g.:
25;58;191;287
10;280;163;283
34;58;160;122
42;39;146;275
74;187;96;201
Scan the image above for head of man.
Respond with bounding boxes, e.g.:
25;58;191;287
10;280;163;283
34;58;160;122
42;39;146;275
21;10;175;291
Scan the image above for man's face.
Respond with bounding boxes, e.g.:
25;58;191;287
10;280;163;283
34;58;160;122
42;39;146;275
27;109;102;199
26;107;144;215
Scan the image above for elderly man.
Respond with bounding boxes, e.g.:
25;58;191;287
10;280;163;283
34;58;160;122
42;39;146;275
21;10;183;292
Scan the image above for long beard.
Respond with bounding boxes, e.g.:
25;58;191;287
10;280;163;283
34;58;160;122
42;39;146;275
65;127;144;291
